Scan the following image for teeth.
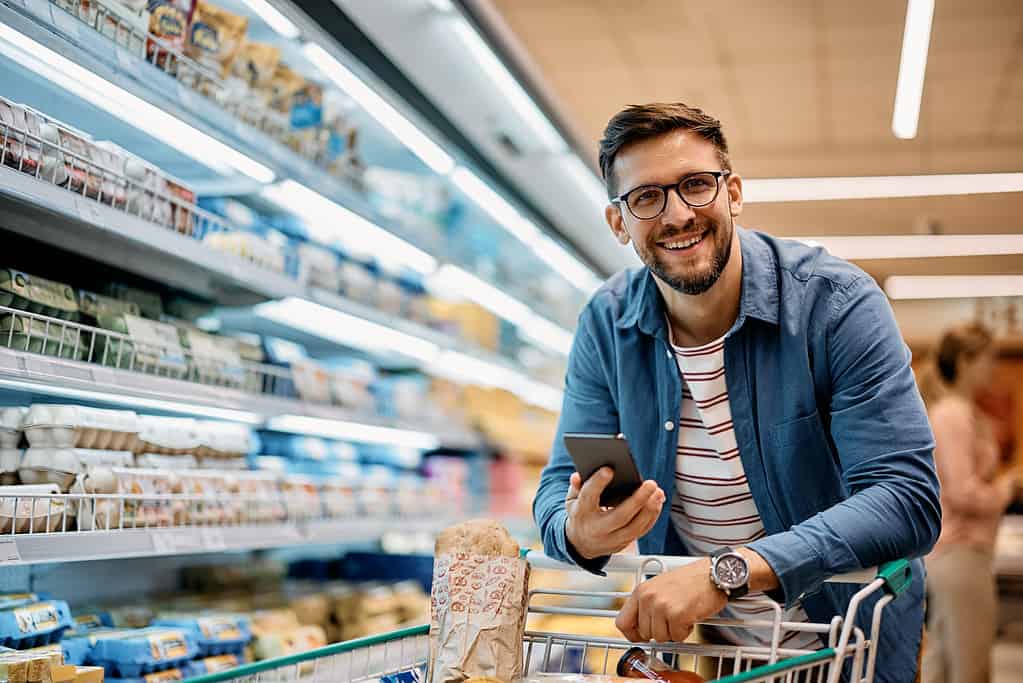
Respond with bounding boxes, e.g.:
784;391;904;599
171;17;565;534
663;233;704;249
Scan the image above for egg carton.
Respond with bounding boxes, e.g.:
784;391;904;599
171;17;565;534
22;405;139;450
134;416;199;455
0;594;40;610
0;484;71;533
87;628;199;677
179;653;242;678
0;600;72;648
194;422;252;459
151;616;251;657
134;453;197;470
0;315;86;360
74;449;135;470
19;448;81;491
0;408;25;448
0;269;78;320
61;627;124;665
104;670;185;683
0;449;21;485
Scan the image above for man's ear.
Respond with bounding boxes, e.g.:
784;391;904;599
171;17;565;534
606;203;630;245
727;173;743;218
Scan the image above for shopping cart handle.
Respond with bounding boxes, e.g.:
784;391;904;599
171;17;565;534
522;550;906;586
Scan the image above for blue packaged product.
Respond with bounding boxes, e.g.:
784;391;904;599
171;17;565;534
88;628;199;677
61;627;126;665
379;667;424;683
150;616;251;657
180;653;243;677
104;668;185;683
73;613;116;631
0;600;73;648
0;594;40;610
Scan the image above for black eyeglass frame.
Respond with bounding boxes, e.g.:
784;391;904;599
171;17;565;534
612;170;732;220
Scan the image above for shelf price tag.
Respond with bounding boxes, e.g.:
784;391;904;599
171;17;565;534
152;530;204;554
0;538;20;565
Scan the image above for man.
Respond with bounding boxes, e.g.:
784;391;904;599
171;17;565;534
533;103;940;683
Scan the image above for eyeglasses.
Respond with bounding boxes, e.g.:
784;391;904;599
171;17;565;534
613;170;731;220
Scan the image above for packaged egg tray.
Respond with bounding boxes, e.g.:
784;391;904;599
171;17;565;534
0;600;72;648
150;616;251;656
104;669;185;683
22;405;139;450
87;627;198;677
0;316;85;361
180;653;243;678
0;269;78;320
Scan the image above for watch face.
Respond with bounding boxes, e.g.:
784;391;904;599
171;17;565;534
715;554;750;590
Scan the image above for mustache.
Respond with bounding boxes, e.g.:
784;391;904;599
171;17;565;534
651;220;715;243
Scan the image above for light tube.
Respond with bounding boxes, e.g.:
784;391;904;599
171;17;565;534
892;0;935;139
884;275;1023;300
253;297;441;364
0;24;274;182
447;19;566;153
302;43;455;175
236;0;300;39
742;173;1023;203
797;234;1023;260
449;167;541;243
266;415;441;449
260;180;438;275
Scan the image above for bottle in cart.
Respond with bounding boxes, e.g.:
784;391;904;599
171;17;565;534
617;647;706;683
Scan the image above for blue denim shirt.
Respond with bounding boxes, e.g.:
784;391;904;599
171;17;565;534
533;228;940;683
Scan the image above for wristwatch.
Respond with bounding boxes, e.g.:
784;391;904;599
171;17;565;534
710;547;750;599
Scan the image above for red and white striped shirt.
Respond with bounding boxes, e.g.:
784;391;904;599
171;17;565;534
669;334;818;650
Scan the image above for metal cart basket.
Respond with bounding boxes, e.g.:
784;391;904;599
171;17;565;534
185;551;913;683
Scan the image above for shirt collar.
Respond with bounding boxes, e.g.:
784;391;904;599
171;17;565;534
614;227;779;336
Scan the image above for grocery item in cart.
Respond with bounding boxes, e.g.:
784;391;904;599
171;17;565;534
0;600;73;648
97;0;150;57
0;484;69;533
18;448;81;491
23;406;139;451
428;520;529;683
88;628;198;677
184;1;247;78
150;615;250;656
617;648;706;683
0;269;79;320
0;100;41;176
146;0;196;73
104;669;183;683
0;407;25;448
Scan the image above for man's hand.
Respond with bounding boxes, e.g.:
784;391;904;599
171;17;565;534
564;467;665;560
615;559;725;643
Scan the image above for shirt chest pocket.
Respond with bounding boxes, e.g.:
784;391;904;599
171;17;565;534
771;410;828;454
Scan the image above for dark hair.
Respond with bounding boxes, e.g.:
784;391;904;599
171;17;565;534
598;102;732;199
917;322;994;406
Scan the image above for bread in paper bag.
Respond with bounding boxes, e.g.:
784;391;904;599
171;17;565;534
429;519;529;683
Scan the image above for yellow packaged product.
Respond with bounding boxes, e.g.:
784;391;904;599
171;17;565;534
267;64;305;115
73;667;104;683
185;1;247;78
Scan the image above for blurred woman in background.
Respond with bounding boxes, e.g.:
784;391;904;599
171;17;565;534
919;323;1018;683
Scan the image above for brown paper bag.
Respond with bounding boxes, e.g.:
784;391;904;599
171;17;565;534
429;521;530;683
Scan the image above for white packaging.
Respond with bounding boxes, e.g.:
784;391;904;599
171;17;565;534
296;243;341;291
0;407;25;448
135;453;198;469
97;0;149;56
23;405;138;450
19;448;81;491
292;360;331;404
136;415;200;454
75;449;136;470
0;483;67;533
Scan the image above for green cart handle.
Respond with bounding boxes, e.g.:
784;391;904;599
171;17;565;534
876;558;913;597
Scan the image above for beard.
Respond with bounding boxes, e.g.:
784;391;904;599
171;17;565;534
634;214;733;295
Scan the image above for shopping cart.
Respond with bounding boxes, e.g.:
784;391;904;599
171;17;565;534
184;551;913;683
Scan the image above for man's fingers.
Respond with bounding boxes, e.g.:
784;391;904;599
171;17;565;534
605;491;665;548
604;481;664;531
650;613;671;643
577;467;613;512
615;593;641;642
566;473;582;502
668;620;693;644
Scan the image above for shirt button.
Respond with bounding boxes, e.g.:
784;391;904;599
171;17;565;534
664;420;675;431
665;348;672;359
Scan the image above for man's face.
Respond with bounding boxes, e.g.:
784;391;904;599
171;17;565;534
605;130;743;295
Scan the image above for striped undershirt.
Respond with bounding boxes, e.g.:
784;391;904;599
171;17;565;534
668;333;819;650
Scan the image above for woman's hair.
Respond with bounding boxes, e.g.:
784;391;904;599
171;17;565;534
917;322;994;407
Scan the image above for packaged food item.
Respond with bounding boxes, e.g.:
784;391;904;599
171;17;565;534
251;625;325;661
180;654;240;677
56;128;101;200
87;628;198;677
0;269;78;320
94;314;187;376
150;615;250;656
0;99;41;176
102;284;163;321
0;450;21;485
0;647;63;683
280;476;320;520
617;649;706;683
0;317;83;360
193;421;251;459
185;1;247;78
37;122;70;187
97;0;149;57
18;449;81;491
73;666;104;683
0;594;41;610
428;520;529;683
230;41;280;94
291;360;331;404
22;405;139;451
0;408;25;449
177;328;245;388
135;416;200;455
267;64;305;115
165;179;195;236
117;151;166;227
113;469;180;527
0;600;73;648
104;668;183;683
295;243;340;292
146;0;195;73
89;145;128;209
78;291;142;325
337;254;376;303
380;669;424;683
0;484;68;533
202;232;285;273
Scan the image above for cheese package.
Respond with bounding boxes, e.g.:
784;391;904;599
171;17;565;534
428;520;529;683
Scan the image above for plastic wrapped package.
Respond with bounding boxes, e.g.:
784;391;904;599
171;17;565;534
0;99;41;176
96;0;149;57
0;600;72;648
103;283;163;321
202;231;285;273
87;627;199;677
78;290;142;324
165;179;195;236
184;1;247;79
93;314;187;375
112;468;182;527
251;624;326;662
233;471;285;524
280;475;320;521
146;0;195;74
22;405;138;450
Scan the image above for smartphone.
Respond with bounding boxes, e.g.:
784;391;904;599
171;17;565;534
563;433;643;507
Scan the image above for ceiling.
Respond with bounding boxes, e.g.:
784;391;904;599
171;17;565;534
478;0;1023;340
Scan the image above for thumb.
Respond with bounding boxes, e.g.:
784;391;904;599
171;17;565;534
578;467;613;511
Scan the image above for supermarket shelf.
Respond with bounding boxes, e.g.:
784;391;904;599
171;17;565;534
0;0;384;225
5;516;470;566
0;165;303;305
0;346;481;448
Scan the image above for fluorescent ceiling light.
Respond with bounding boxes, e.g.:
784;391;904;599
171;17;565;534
429;265;573;356
261;180;437;275
266;415;441;450
892;0;935;139
0;378;263;423
742;173;1023;203
302;43;455;175
237;0;300;39
884;275;1023;300
0;24;273;182
797;234;1023;260
446;19;566;153
254;297;441;364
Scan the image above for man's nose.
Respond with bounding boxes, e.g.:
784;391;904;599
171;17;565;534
660;187;697;227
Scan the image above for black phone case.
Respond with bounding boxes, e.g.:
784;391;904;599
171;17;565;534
563;433;643;507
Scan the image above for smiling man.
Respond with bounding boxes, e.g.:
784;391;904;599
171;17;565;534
533;103;940;683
